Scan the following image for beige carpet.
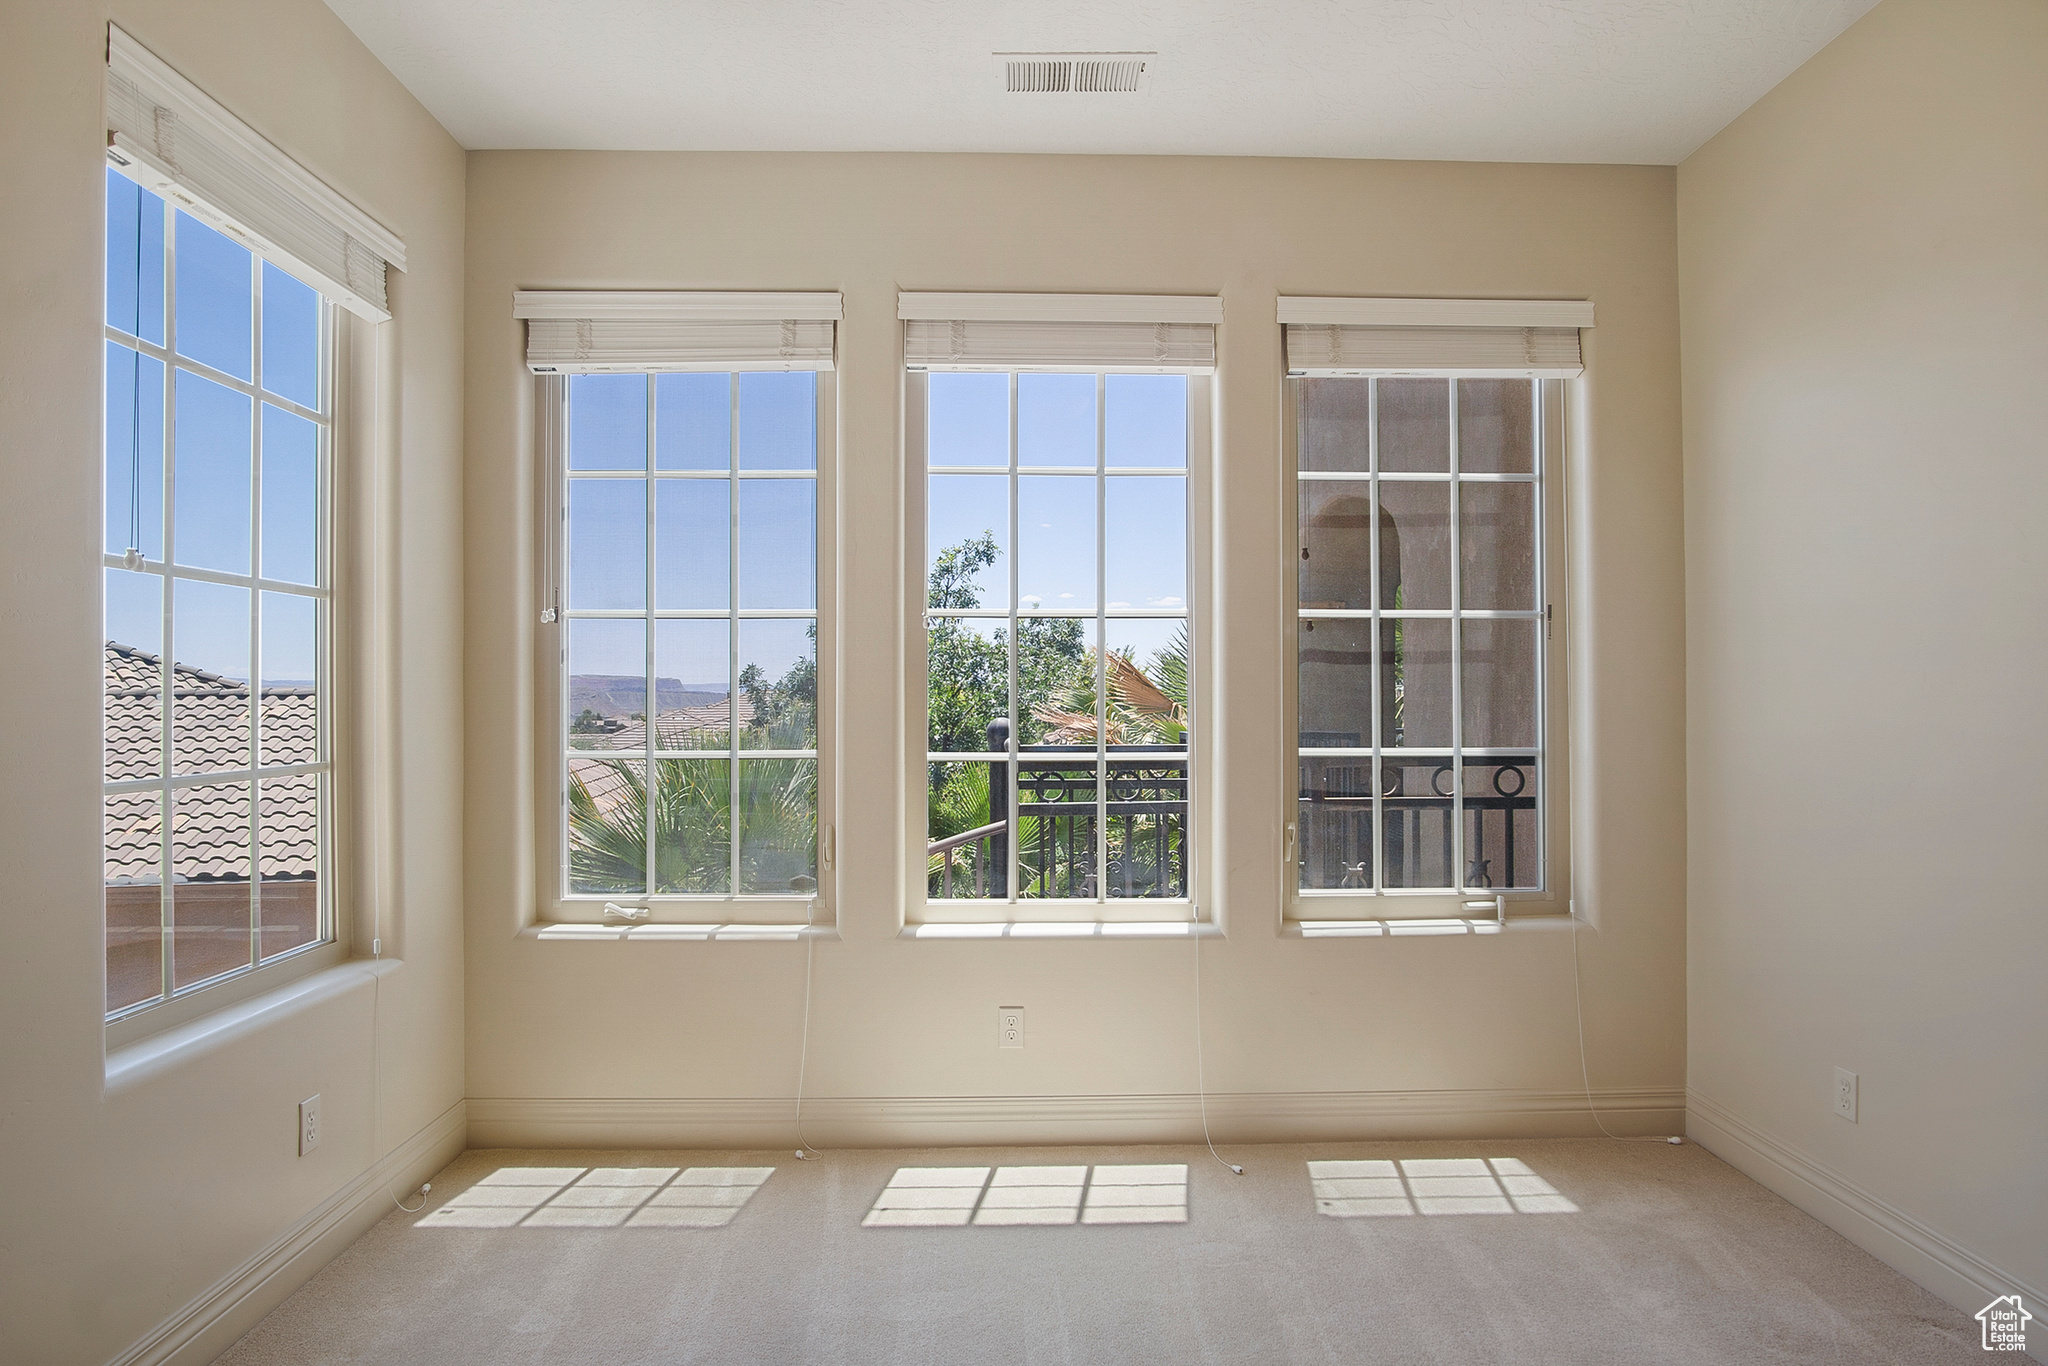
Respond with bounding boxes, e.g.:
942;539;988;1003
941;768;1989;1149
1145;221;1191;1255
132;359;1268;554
216;1137;1988;1364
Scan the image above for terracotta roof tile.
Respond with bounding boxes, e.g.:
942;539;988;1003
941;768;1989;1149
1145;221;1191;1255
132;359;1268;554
586;696;750;753
568;755;643;817
565;698;766;827
104;644;163;783
104;643;318;884
103;790;162;884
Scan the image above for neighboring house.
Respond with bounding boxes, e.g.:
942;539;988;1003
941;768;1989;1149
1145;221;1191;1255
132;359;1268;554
568;696;753;816
593;695;753;753
104;643;321;1005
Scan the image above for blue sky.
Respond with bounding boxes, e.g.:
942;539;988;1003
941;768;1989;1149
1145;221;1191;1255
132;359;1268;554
925;372;1189;619
570;371;816;473
928;372;1187;470
103;197;1196;703
565;368;1190;686
103;169;324;686
565;372;818;682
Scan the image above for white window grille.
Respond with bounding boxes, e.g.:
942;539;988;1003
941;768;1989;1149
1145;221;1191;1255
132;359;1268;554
102;166;336;1016
902;293;1218;915
1282;296;1585;914
98;23;400;1023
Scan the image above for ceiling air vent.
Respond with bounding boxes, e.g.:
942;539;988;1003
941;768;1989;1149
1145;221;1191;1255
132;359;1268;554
996;52;1154;94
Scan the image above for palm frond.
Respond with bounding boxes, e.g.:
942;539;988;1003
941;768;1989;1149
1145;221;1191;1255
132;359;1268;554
570;757;817;896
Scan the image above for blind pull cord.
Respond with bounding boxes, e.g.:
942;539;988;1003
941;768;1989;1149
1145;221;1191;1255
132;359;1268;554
124;185;145;570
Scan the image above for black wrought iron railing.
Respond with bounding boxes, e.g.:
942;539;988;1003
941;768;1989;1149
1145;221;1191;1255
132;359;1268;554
928;743;1188;901
1297;755;1537;892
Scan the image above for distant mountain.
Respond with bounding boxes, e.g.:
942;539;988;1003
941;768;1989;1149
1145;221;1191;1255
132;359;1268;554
570;675;727;719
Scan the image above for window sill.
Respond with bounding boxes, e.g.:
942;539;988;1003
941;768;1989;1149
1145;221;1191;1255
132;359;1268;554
104;937;348;1053
105;953;396;1093
524;922;837;942
912;898;1200;924
1284;913;1575;938
901;920;1219;940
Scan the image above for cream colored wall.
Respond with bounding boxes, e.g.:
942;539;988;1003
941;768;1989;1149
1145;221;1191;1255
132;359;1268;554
463;152;1687;1144
0;4;466;1364
1680;0;2047;1320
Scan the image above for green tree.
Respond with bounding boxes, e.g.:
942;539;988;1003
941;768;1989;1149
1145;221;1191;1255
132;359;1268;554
739;621;819;750
923;529;1093;750
1015;617;1089;744
928;532;997;611
925;532;1008;753
921;531;1101;894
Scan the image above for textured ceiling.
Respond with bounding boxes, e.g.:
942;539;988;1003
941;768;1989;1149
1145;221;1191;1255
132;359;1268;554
321;0;1878;163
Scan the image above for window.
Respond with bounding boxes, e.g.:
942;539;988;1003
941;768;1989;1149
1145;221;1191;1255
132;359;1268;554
98;27;400;1021
1290;376;1555;905
520;290;839;924
102;166;334;1016
913;369;1202;911
1280;294;1587;917
901;293;1220;921
549;370;828;910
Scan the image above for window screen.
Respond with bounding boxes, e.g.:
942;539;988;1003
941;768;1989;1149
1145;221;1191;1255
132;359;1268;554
103;166;333;1015
1294;377;1546;899
558;371;821;900
921;371;1193;904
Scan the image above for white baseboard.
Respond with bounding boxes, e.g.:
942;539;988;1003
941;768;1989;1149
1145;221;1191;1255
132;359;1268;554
1688;1090;2043;1361
466;1086;1685;1149
108;1098;468;1366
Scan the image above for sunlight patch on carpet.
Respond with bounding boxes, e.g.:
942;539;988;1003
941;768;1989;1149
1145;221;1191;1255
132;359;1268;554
1308;1157;1578;1218
416;1166;774;1229
863;1164;1189;1228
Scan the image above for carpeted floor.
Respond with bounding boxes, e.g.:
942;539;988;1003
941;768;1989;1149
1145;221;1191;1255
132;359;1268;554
216;1137;1987;1364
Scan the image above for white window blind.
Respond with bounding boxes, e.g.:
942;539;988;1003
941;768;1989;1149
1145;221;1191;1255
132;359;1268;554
900;293;1220;373
516;292;842;373
1280;297;1591;379
104;25;406;322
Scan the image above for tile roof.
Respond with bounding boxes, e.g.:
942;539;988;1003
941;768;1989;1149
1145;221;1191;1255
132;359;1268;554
567;755;638;816
103;643;319;884
104;642;165;784
587;696;752;752
566;698;756;821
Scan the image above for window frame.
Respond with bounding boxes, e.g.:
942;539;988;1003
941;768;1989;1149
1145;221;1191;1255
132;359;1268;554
534;369;837;926
1283;374;1571;923
100;161;344;1024
903;367;1215;925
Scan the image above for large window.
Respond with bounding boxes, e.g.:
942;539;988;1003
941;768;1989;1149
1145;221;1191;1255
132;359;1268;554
555;371;824;907
102;166;333;1016
1292;376;1551;904
916;370;1197;908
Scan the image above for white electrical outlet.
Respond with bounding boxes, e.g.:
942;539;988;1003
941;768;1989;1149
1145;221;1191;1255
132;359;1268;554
1833;1068;1858;1122
299;1094;322;1154
998;1006;1025;1049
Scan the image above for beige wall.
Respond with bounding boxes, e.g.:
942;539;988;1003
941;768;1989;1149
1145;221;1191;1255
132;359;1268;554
0;4;467;1363
1680;0;2047;1320
463;152;1687;1145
